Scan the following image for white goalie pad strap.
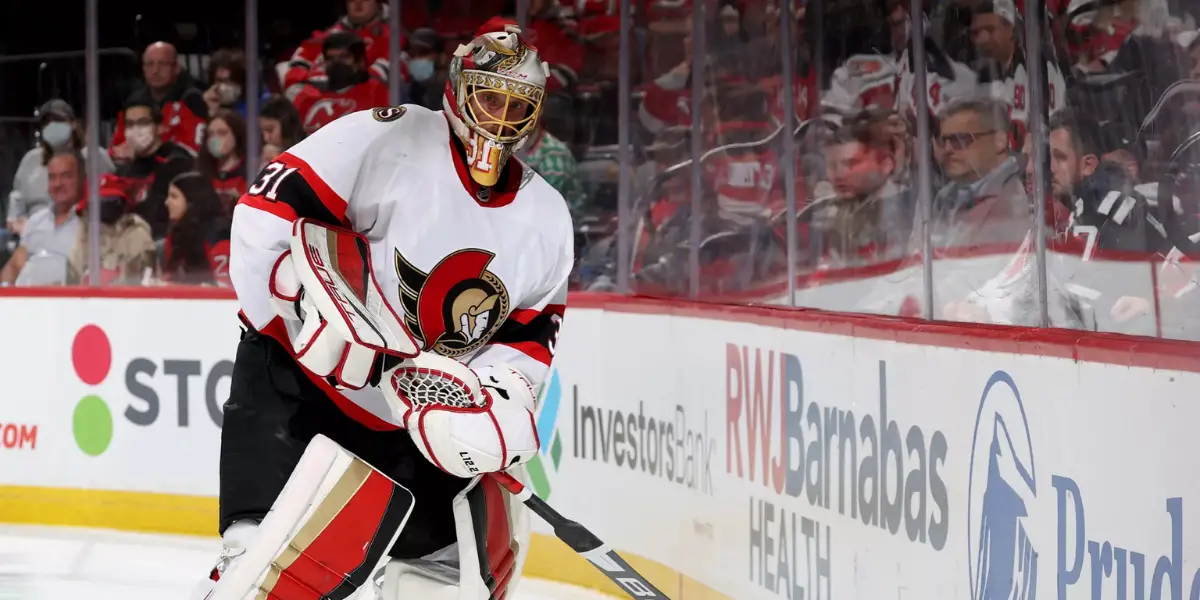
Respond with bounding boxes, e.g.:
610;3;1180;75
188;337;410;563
209;435;415;600
379;476;531;600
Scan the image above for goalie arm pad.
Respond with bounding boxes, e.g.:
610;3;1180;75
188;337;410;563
209;435;415;600
382;353;540;478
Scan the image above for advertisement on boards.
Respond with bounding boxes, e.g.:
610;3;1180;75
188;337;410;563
0;298;239;495
540;308;1200;599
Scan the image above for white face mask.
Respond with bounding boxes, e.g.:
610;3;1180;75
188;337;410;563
41;122;72;149
125;125;156;153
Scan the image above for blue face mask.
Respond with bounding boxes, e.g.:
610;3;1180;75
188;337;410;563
408;58;435;83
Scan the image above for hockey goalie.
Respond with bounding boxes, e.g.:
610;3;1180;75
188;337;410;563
192;26;573;600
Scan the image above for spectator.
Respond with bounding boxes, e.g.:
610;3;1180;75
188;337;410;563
202;48;266;118
66;174;157;285
970;0;1068;145
114;100;196;240
162;172;231;286
258;95;307;164
928;98;1029;248
817;113;914;265
8;99;114;236
111;42;208;158
283;0;393;98
485;0;585;81
291;32;390;134
519;120;587;217
0;152;84;286
405;28;448;111
639;18;692;136
198;109;248;216
1022;109;1098;232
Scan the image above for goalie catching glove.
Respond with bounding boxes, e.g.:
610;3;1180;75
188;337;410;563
269;218;421;389
382;352;541;478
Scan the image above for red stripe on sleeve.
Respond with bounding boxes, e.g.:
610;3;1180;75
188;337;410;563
276;151;350;223
495;339;553;366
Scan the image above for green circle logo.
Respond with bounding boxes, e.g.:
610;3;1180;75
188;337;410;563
72;325;115;456
73;395;113;456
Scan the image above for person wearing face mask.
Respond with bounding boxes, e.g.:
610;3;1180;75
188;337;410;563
65;173;157;286
114;100;195;240
198;109;248;217
404;28;447;111
8;99;114;236
110;41;208;158
290;32;390;134
282;0;396;100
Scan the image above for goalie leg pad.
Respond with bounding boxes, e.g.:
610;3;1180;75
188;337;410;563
210;434;415;600
378;473;531;600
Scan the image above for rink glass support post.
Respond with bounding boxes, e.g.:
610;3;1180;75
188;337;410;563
517;0;529;32
244;0;261;178
616;0;633;293
780;0;799;307
688;0;707;300
85;0;102;284
910;0;936;319
389;0;404;106
1023;0;1052;327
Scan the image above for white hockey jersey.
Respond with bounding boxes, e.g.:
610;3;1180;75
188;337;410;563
977;58;1068;143
230;105;574;430
822;50;977;120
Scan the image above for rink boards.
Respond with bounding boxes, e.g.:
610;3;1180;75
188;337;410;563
0;290;1197;599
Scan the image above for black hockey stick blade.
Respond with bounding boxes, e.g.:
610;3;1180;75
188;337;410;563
491;472;672;600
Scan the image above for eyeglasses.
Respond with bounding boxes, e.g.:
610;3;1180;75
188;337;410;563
937;130;996;150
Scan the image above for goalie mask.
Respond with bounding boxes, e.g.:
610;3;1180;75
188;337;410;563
444;25;548;187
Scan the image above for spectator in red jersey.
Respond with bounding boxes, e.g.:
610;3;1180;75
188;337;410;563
198;109;248;217
162;172;231;286
111;42;208;159
114;100;196;240
283;0;394;99
429;0;506;44
638;17;693;136
477;11;583;91
258;95;307;164
291;32;391;134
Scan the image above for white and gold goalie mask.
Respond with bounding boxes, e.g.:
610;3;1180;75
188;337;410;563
443;25;549;187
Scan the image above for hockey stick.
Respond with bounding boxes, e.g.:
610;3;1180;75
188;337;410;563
490;471;672;600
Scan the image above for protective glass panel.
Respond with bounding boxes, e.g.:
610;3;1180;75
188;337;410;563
1040;0;1200;340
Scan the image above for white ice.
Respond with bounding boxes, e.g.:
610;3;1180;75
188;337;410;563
0;524;613;599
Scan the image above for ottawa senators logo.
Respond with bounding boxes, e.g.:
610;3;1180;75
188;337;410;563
394;249;510;358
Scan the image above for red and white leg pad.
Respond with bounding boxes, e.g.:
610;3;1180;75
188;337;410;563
377;470;532;600
205;435;415;600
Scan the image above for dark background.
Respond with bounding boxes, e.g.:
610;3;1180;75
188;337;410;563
0;0;348;119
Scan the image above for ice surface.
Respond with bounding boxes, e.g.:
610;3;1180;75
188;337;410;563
0;524;614;600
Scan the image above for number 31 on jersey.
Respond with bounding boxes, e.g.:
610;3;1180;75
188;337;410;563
249;162;299;201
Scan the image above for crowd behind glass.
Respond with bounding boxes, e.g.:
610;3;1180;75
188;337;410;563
1;0;1198;341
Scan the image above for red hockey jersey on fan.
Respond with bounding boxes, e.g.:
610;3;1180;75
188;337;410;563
283;9;394;93
291;78;391;134
230;106;573;430
111;81;209;156
210;164;248;217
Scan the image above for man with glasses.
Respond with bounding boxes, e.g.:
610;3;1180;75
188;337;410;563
929;97;1029;249
110;42;208;159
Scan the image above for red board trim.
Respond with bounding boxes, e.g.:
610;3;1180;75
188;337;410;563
0;287;1195;372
